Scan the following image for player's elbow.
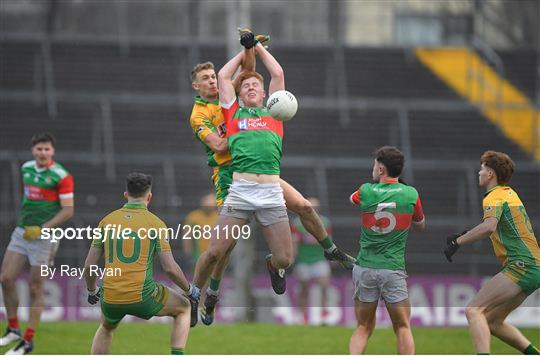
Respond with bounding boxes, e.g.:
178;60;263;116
483;218;498;234
412;220;425;232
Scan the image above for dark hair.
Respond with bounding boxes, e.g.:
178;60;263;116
126;172;153;198
480;150;514;184
374;146;405;178
31;133;55;147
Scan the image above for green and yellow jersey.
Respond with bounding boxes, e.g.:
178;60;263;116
92;202;171;304
189;96;232;167
183;208;218;260
482;185;540;267
189;96;233;206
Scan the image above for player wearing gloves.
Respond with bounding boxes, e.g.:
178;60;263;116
83;173;195;355
0;133;74;355
188;29;354;327
444;151;540;355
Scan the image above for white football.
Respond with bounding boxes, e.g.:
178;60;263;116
266;90;298;122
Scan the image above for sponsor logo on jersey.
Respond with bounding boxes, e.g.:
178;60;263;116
238;118;268;131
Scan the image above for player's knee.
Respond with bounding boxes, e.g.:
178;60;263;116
487;320;503;333
465;305;482;321
392;319;410;332
293;198;313;216
0;272;16;287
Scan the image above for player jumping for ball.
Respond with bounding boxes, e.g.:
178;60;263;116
188;29;355;327
444;151;540;355
349;146;425;354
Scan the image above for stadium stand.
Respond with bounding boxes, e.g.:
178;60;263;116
1;40;538;276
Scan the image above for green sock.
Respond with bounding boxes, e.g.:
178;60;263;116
523;344;540;355
477;353;490;355
209;278;221;293
171;347;184;355
320;236;335;250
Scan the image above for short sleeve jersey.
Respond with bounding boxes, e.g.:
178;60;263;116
91;203;172;304
482;185;540;267
189;96;232;167
18;160;74;227
292;215;332;264
222;98;283;175
350;178;424;270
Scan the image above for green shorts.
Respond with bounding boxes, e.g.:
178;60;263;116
502;261;540;295
101;283;169;326
212;164;233;207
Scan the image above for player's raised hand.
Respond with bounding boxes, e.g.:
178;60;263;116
87;287;100;305
444;231;467;262
240;31;257;49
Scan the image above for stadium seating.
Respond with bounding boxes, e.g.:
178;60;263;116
1;40;538;276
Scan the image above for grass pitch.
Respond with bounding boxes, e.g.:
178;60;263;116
0;322;538;354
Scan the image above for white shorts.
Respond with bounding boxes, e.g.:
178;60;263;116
221;180;288;226
294;261;331;281
7;227;52;266
352;265;408;304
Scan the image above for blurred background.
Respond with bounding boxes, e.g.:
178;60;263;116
0;0;539;327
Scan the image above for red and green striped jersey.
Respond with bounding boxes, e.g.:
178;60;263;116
292;215;332;264
18;160;74;227
350;178;424;270
222;99;283;175
482;185;540;267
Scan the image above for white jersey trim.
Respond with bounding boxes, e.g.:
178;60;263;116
59;193;74;200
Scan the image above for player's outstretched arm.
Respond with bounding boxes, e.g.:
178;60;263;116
159;251;191;292
456;217;497;245
255;43;284;95
218;51;245;106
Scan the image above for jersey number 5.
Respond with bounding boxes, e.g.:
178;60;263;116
371;202;397;234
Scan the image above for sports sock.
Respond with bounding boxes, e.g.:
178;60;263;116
320;236;336;252
171;347;185;354
523;344;540;355
23;328;35;343
208;278;221;295
477;353;490;355
8;317;19;330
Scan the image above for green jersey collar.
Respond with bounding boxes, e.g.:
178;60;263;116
123;202;147;209
194;96;219;106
